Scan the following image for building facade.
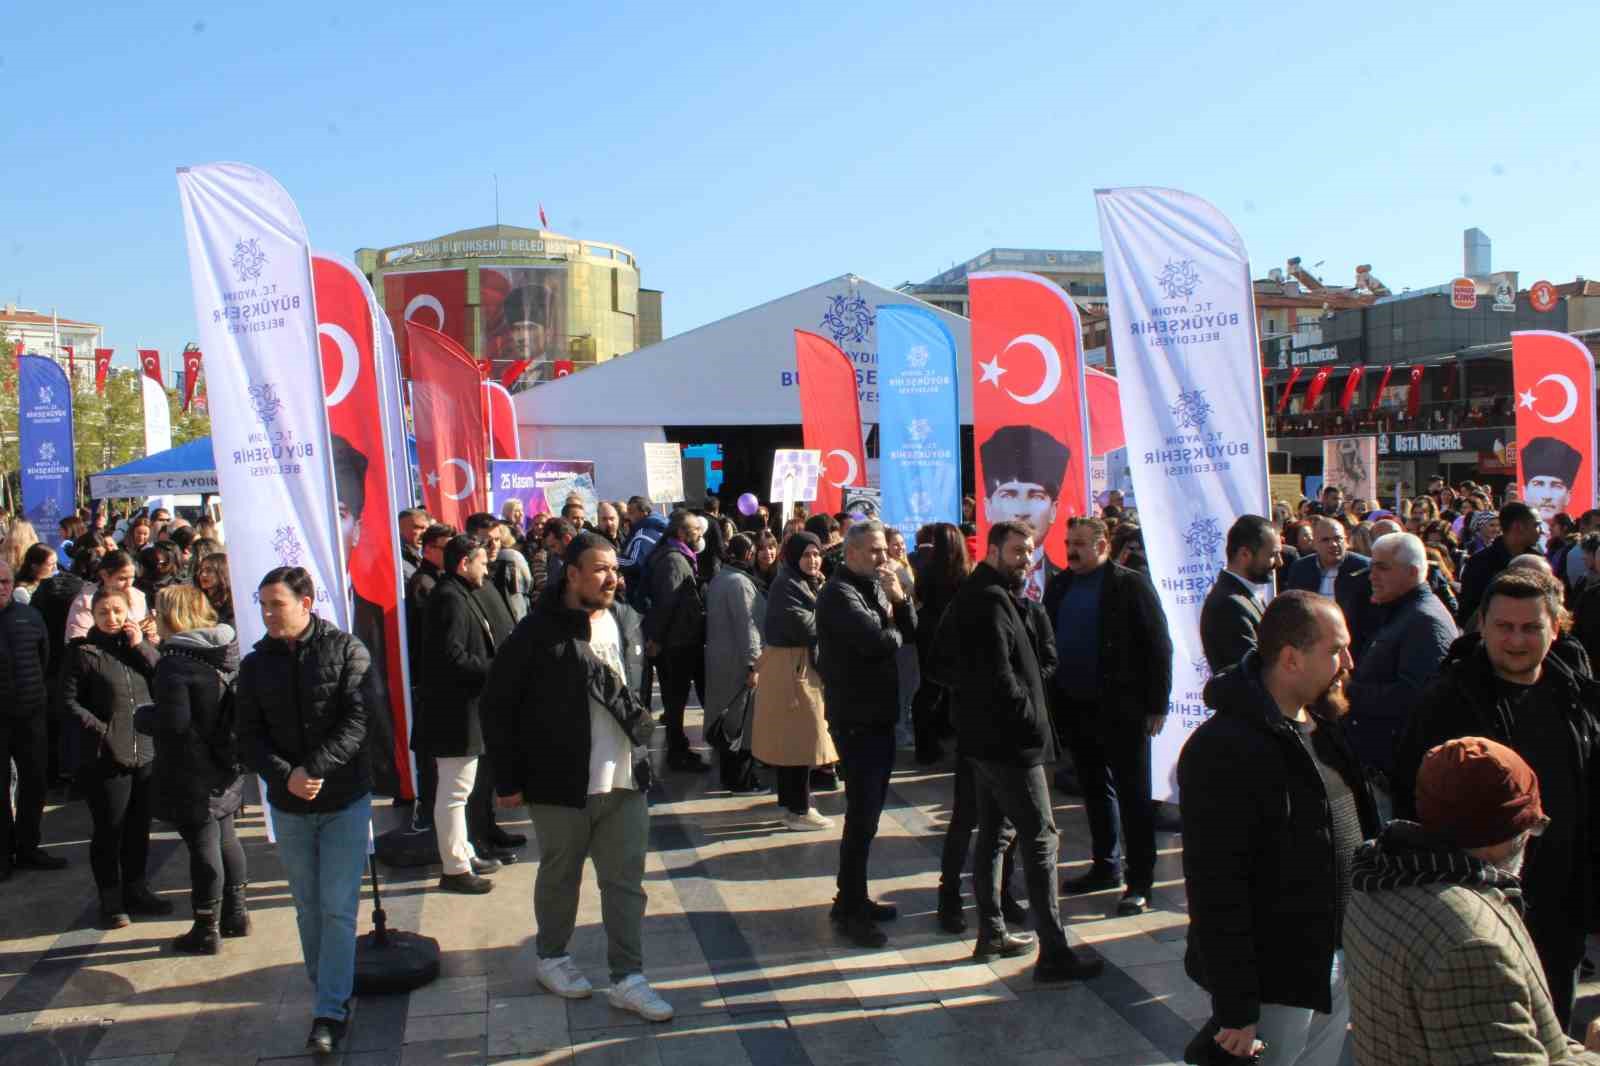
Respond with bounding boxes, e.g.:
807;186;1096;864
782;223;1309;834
2;305;101;389
355;224;661;389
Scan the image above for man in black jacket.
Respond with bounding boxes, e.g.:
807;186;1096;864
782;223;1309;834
1180;591;1377;1064
236;567;372;1056
1199;515;1279;675
1281;517;1374;655
815;520;917;948
1392;569;1600;1032
467;538;522;863
0;561;63;879
945;521;1104;981
28;565;84;778
1045;517;1173;916
403;522;453;832
484;533;674;1023
1457;501;1541;624
643;510;708;771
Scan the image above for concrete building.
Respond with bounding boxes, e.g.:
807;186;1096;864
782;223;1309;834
898;248;1106;319
1;305;101;389
355;224;662;390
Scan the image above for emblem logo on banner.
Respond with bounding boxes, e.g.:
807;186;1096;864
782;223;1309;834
822;294;875;345
1157;259;1201;300
231;238;267;281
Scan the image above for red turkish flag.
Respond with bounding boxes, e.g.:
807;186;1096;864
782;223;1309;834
794;331;865;516
483;380;520;459
63;345;75;382
1338;366;1364;412
181;349;204;411
137;348;162;384
1277;367;1303;413
1368;366;1394;412
1513;330;1597;521
94;348;114;394
1302;366;1334;410
969;272;1091;579
1085;366;1124;455
408;320;487;527
316;255;416;800
553;360;574;378
499;358;531;389
1406;365;1426;418
383;269;468;377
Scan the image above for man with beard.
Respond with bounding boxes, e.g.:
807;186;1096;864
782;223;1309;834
1393;570;1600;1034
980;425;1073;602
1200;515;1281;674
1458;501;1542;624
1345;738;1600;1063
941;520;1104;981
1180;591;1377;1065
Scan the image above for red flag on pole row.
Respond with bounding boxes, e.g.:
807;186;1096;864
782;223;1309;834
1406;365;1425;418
553;360;574;378
181;349;204;411
137;348;162;384
499;358;531;389
1277;367;1303;413
315;254;418;800
1369;366;1394;412
794;330;866;517
408;320;487;527
63;345;75;382
94;348;114;394
1302;366;1334;410
539;202;549;228
969;271;1092;601
1085;366;1124;456
1513;330;1597;523
1338;366;1364;412
483;380;520;459
383;269;469;377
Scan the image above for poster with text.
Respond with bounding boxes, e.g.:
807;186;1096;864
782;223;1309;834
490;459;598;536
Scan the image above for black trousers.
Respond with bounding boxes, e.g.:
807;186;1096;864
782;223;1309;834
656;644;705;754
414;754;438;827
775;765;812;816
81;760;154;892
939;755;1018;900
833;728;895;911
177;814;247;909
1065;702;1155;893
0;713;48;863
910;679;947;757
1526;918;1584;1034
971;760;1071;956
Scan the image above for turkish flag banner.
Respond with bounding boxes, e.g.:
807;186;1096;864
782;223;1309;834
553;360;574;378
1338;366;1364;413
969;271;1092;597
1302;366;1334;410
315;255;418;799
1369;366;1394;412
483;380;520;459
1513;330;1597;523
94;348;114;394
500;358;531;389
1406;365;1426;418
1277;367;1303;413
383;269;469;377
1085;366;1124;456
182;349;204;411
137;348;162;384
794;330;866;516
408;320;487;527
63;345;75;381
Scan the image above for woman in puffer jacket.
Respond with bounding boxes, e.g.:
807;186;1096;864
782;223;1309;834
60;584;173;929
147;586;247;955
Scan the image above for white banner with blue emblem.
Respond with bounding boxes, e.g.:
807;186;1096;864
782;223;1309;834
1095;187;1272;801
177;161;349;653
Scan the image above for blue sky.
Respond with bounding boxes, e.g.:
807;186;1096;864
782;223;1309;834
4;2;1599;368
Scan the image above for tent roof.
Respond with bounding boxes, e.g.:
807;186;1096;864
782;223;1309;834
89;437;218;498
513;274;975;428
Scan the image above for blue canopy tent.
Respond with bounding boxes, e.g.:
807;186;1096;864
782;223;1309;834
88;437;218;498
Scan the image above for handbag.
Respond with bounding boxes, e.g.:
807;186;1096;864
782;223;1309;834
705;687;754;753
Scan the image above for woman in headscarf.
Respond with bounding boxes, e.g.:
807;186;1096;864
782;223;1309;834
750;532;837;830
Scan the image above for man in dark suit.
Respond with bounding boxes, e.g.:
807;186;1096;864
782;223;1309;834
1282;517;1372;653
1200;515;1280;675
1457;501;1541;625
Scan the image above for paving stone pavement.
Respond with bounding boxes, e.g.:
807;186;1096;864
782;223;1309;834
5;702;1598;1065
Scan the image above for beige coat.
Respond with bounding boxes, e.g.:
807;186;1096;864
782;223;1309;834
750;644;837;768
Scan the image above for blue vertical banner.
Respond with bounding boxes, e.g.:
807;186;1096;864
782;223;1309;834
18;354;77;547
876;305;961;539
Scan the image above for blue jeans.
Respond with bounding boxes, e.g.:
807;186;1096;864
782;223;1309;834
272;794;371;1022
1254;950;1352;1066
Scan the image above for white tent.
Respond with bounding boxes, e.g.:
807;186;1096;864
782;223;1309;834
513;275;974;496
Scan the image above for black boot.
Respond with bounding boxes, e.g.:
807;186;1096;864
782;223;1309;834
174;901;221;955
98;888;130;930
220;883;251;938
937;889;967;934
124;881;175;917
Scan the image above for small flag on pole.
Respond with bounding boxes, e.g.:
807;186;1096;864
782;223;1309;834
539;202;549;228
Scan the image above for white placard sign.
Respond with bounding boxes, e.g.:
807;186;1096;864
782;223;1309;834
771;448;822;503
643;441;684;505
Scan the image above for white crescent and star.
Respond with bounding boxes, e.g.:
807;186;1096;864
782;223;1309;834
1519;373;1580;424
826;448;859;488
404;294;445;328
440;457;476;501
318;323;361;407
979;334;1063;406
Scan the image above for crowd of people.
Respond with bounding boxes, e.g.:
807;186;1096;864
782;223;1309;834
6;474;1600;1061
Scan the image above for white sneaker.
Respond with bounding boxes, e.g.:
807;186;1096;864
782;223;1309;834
608;973;674;1022
783;809;834;831
536;955;593;999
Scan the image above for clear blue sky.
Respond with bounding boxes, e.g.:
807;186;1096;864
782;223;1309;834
5;2;1599;368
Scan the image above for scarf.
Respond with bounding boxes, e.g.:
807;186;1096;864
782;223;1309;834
1350;820;1522;900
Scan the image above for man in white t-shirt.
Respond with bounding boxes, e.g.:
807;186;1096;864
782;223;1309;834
485;532;672;1023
